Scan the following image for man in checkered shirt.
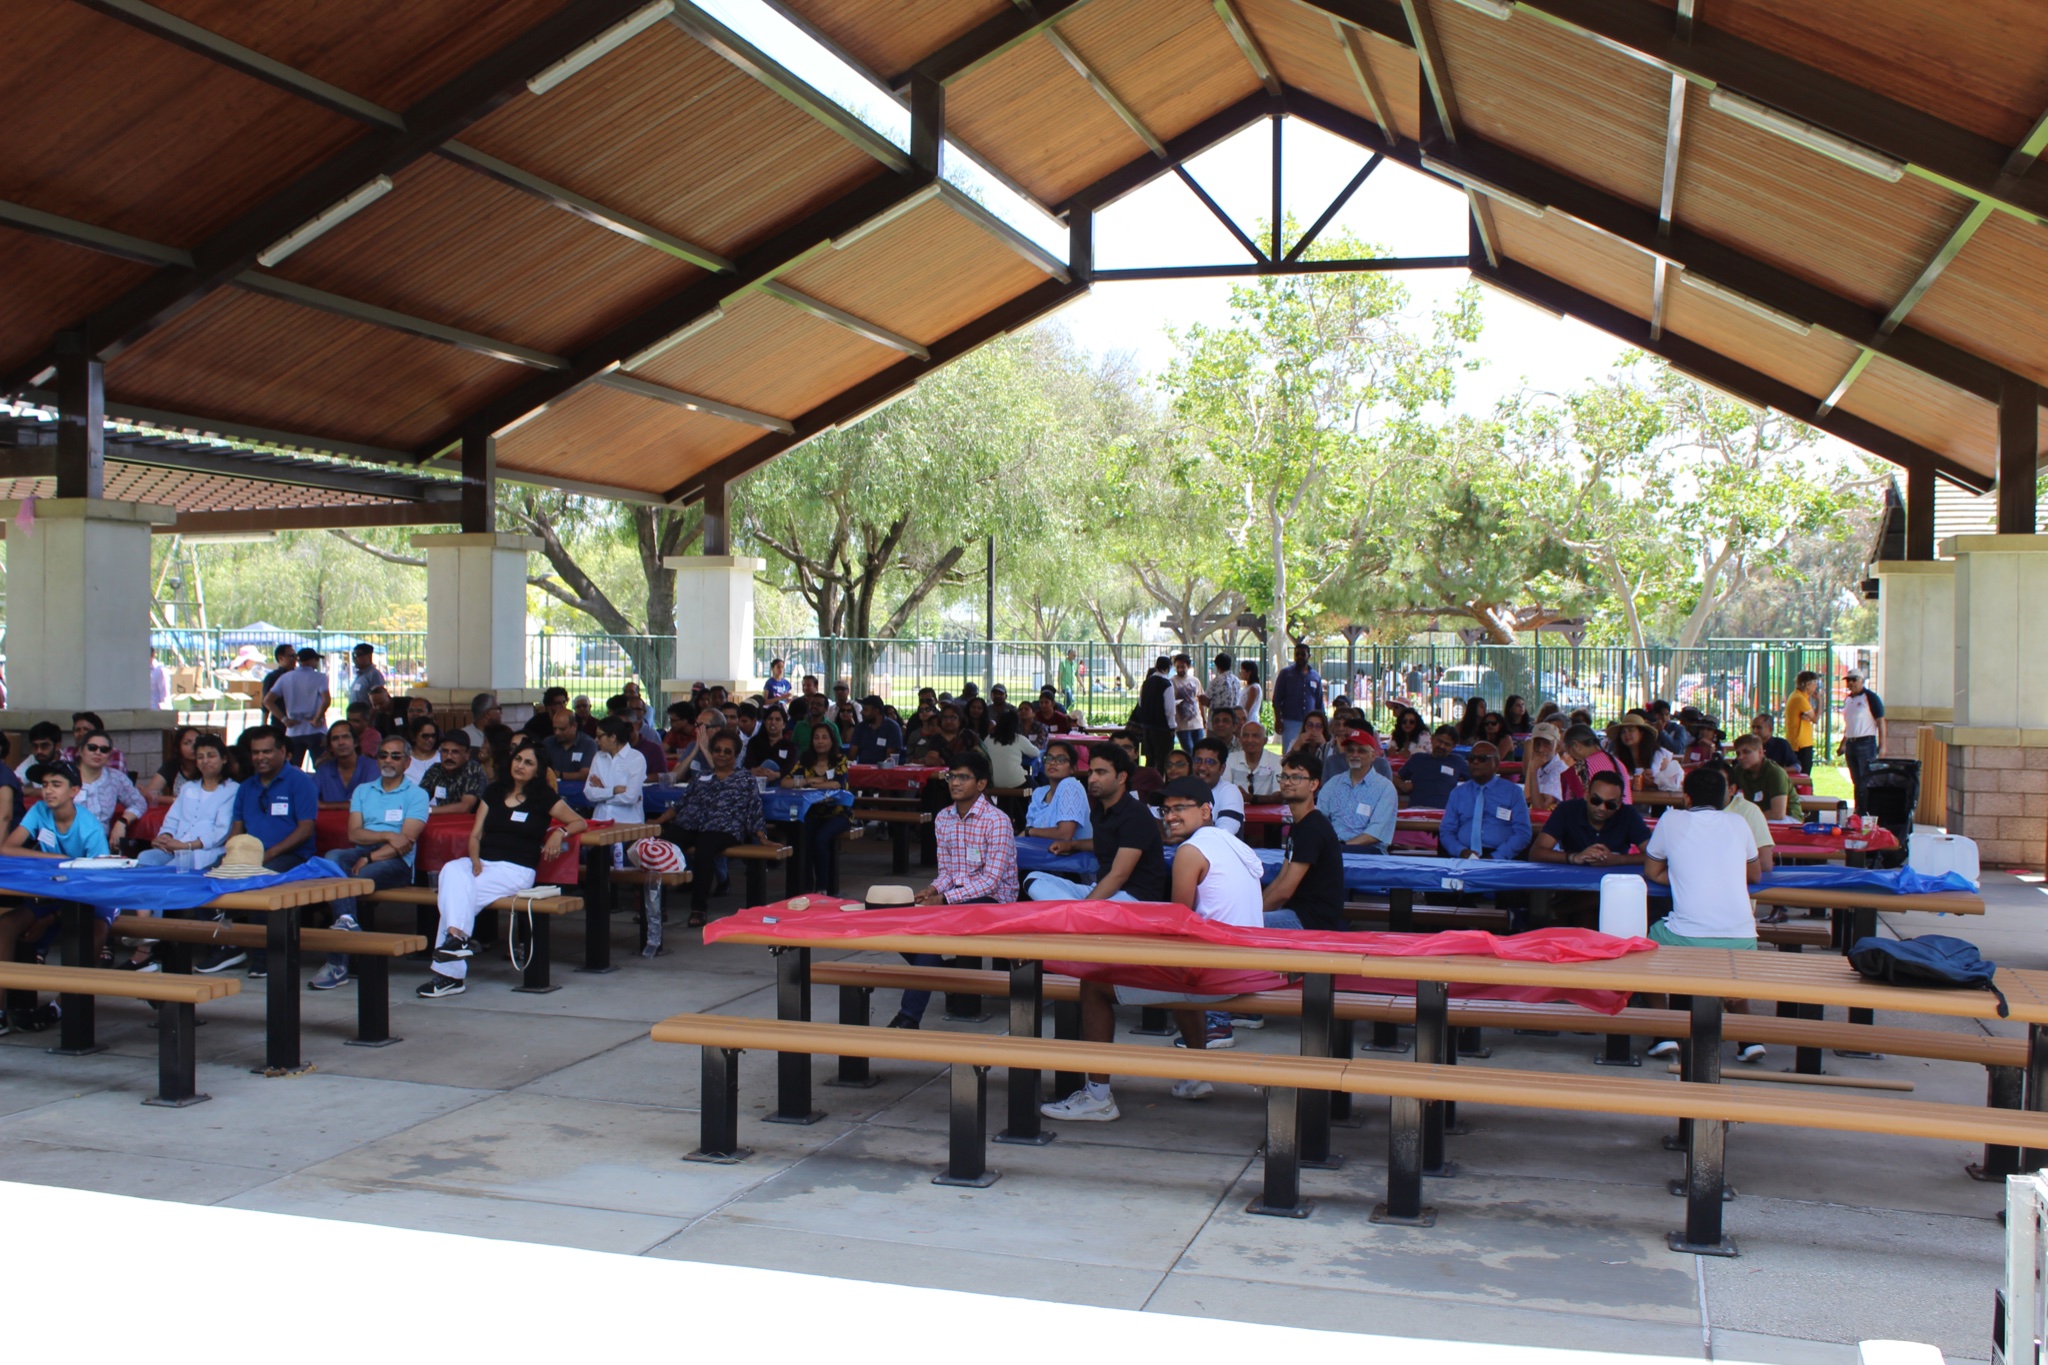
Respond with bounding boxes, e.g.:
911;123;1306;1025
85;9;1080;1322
886;749;1019;1029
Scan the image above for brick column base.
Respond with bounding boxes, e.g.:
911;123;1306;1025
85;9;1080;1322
1944;744;2048;870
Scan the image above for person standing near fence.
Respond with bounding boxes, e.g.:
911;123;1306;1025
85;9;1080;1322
1839;671;1885;813
347;642;384;707
271;648;331;769
1136;657;1174;770
1272;645;1324;754
1057;650;1078;711
1783;670;1820;776
1170;654;1202;753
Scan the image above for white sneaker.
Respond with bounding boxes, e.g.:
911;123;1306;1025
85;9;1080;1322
1228;1015;1265;1030
1171;1078;1214;1100
1040;1089;1119;1122
1737;1043;1766;1063
333;914;359;933
1646;1039;1679;1059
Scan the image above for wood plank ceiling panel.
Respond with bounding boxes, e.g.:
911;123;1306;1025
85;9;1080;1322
0;0;366;247
946;33;1148;205
155;0;573;109
496;382;754;493
771;0;1012;79
1435;3;1669;210
1056;0;1264;139
772;197;1051;345
1835;352;1998;478
1493;211;1656;317
1672;94;1976;313
103;289;530;450
0;230;154;378
1702;0;2048;147
628;290;904;420
1237;0;1420;141
266;157;704;358
1658;284;1867;404
460;24;886;263
1905;211;2048;391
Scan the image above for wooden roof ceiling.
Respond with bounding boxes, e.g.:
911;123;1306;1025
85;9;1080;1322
3;0;2043;503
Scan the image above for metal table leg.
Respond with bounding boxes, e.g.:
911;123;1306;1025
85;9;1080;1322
1248;1083;1313;1218
1375;979;1446;1226
51;901;102;1057
1669;994;1736;1256
826;984;880;1088
578;847;615;974
997;959;1054;1145
686;1046;751;1163
1417;982;1456;1176
765;946;824;1124
262;908;301;1072
2023;1024;2048;1172
933;1063;999;1187
1971;1065;2026;1181
1299;973;1342;1169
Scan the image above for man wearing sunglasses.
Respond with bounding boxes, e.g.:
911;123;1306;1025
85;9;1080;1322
888;751;1018;1030
1530;769;1651;867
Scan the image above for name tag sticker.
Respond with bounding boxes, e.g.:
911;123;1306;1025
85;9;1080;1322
1440;876;1464;891
1356;802;1372;818
1496;805;1512;821
36;829;55;850
384;809;402;822
434;788;447;801
511;811;530;823
270;801;289;816
1440;765;1454;776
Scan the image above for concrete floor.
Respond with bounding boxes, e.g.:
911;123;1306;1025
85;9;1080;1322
0;845;2036;1362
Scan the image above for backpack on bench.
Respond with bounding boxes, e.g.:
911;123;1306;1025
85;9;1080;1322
1847;934;2008;1017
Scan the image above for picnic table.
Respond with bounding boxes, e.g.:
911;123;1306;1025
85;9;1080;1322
1387;808;1899;859
846;764;947;792
712;906;2040;1248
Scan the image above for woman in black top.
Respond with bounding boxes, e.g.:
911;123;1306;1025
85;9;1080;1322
140;725;203;804
1455;696;1487;744
745;706;797;777
418;742;586;999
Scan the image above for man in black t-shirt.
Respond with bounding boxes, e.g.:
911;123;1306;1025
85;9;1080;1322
1025;743;1166;902
1262;752;1347;931
1530;770;1651;866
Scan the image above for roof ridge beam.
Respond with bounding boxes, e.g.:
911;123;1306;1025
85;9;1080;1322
663;276;1086;503
1284;88;2011;403
10;0;655;385
1473;253;1993;491
1057;89;1282;217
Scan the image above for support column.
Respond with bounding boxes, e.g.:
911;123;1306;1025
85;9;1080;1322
460;431;495;534
1998;377;2039;536
701;479;729;557
1873;559;1953;763
0;499;176;750
1905;457;1936;564
663;553;765;697
1936;534;2048;869
411;532;543;714
53;331;104;501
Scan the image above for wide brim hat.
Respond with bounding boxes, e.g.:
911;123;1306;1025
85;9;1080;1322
1617;711;1656;731
204;833;272;879
866;884;916;907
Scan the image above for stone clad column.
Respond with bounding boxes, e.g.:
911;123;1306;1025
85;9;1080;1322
0;498;176;757
1873;559;1953;762
1933;535;2048;868
412;532;543;726
663;555;765;702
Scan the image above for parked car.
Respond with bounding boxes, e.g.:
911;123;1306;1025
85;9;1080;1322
1537;671;1593;712
1432;664;1504;711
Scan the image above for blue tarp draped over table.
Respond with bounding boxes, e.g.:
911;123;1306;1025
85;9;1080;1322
1013;838;1973;900
0;855;352;913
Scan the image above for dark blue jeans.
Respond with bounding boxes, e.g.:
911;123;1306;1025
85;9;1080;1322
896;897;999;1021
1844;735;1879;811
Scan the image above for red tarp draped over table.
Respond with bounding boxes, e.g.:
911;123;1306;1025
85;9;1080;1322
705;897;1653;1012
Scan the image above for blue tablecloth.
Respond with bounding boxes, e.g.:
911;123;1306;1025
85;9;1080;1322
761;788;855;824
556;780;690;817
0;854;353;913
1015;837;1972;902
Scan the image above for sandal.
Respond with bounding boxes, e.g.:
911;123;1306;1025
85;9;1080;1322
687;911;705;929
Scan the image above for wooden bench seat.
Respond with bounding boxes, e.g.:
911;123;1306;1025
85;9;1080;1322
0;961;237;1106
651;1009;2048;1241
363;887;585;994
850;807;932;873
114;914;425;1048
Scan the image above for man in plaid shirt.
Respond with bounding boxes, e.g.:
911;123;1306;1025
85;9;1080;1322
888;750;1018;1029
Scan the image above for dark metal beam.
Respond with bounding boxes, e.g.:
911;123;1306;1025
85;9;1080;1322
436;143;734;271
1398;0;1461;141
1905;457;1936;562
8;0;652;388
1289;0;1412;47
1475;252;1994;492
1093;256;1463;280
1176;166;1269;263
1332;18;1398;148
1285;154;1381;261
1057;90;1282;217
0;434;451;502
886;0;1105;89
53;332;104;500
700;479;730;555
1508;0;2048;227
0;198;192;269
666;276;1085;503
1998;376;2040;534
158;504;455;537
460;431;496;534
1046;29;1166;157
414;169;937;461
1305;92;2013;404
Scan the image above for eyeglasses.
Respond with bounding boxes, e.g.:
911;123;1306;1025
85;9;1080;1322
1586;795;1620;809
1278;772;1311;782
1159;802;1201;815
83;744;111;754
945;773;977;783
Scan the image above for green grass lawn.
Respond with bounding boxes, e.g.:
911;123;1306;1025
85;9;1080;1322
1808;762;1854;801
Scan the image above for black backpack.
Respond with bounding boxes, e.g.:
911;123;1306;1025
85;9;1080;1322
1847;935;2008;1018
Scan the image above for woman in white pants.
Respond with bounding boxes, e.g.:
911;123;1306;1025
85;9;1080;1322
418;741;586;999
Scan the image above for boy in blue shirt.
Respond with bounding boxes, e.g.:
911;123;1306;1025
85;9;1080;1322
0;763;113;983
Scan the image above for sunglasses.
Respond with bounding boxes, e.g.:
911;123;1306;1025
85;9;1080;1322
1586;795;1620;809
84;744;112;754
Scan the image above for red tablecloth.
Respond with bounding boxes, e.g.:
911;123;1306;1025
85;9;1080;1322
846;764;947;791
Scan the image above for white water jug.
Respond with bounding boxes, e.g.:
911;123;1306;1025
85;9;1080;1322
1598;873;1648;939
1907;832;1979;888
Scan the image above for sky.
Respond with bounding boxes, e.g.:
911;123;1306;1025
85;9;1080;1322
699;0;1638;412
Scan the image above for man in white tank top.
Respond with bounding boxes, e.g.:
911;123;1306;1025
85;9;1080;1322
1040;778;1268;1124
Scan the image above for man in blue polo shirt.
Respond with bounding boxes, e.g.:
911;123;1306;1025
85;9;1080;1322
201;726;319;977
311;736;430;991
849;695;903;765
1439;741;1532;860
